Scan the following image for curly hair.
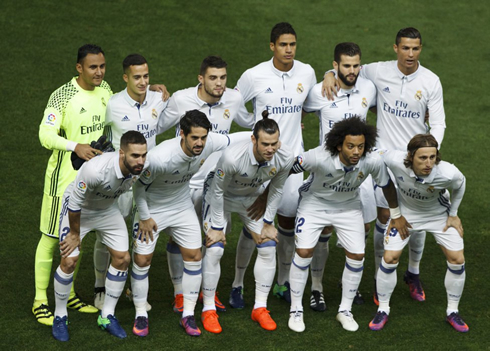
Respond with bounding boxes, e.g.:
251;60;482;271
325;116;377;157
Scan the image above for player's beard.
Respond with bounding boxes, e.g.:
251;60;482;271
203;84;224;99
124;157;143;175
338;71;358;87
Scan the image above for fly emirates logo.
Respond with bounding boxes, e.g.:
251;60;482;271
265;97;302;115
383;100;421;119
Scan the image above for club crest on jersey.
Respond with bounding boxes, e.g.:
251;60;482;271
297;155;304;165
101;97;106;107
426;186;435;193
361;98;368;108
415;90;422;100
269;168;277;176
296;83;304;94
384;235;389;244
203;222;209;232
200;159;205;166
152;109;158;119
143;169;151;178
77;181;87;190
223;109;230;119
45;113;57;126
357;171;365;180
216;168;225;178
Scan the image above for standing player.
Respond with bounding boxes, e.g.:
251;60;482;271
201;113;294;333
51;131;147;341
156;56;252;313
287;117;409;333
233;22;316;305
131;110;241;337
303;42;377;309
323;28;446;303
369;134;467;332
35;44;111;325
92;54;168;309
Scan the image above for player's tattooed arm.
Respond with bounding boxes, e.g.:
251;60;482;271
60;211;81;258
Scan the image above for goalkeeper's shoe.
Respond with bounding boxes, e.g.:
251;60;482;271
52;316;69;341
67;293;98;313
273;281;291;303
229;286;245;309
32;303;54;326
98;314;127;338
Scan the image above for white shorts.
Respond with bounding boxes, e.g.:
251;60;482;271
295;207;365;254
277;172;303;218
132;206;202;254
202;195;262;236
117;191;133;219
384;216;464;252
59;197;128;258
360;175;376;223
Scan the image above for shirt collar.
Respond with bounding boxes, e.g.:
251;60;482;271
395;61;421;82
248;142;270;167
410;164;437;184
193;84;227;107
333;155;360;172
122;87;149;108
269;57;295;78
338;84;360;97
113;153;126;179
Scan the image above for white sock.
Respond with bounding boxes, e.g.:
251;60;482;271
102;265;128;318
276;226;295;285
289;253;312;312
310;234;330;292
408;231;426;275
166;242;183;296
182;260;202;318
339;257;364;312
131;263;150;318
445;262;465;315
232;227;255;288
373;219;387;280
54;266;73;318
202;245;224;311
253;242;276;309
376;258;398;314
93;233;110;288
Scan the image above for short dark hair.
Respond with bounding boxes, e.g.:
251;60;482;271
334;42;362;63
122;54;148;74
270;22;296;44
396;27;422;45
120;130;147;149
403;134;441;168
180;110;212;135
77;44;104;64
253;110;280;140
325;116;377;157
200;56;227;76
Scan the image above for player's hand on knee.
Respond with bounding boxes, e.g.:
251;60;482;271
138;218;157;242
259;223;278;244
388;216;412;240
444;216;464;238
247;193;268;220
60;232;80;258
321;72;339;100
205;229;226;247
75;143;101;161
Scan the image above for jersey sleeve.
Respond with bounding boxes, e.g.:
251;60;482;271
39;88;74;151
369;152;390;188
427;79;446;148
208;152;236;229
104;98;114;142
358;62;379;82
68;161;100;212
207;133;231;153
291;148;317;174
448;166;466;217
303;84;324;113
157;95;181;134
231;92;254;129
235;70;255;104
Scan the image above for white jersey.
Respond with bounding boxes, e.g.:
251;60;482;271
293;146;390;211
68;152;144;215
105;88;167;150
156;85;253;189
304;77;376;145
381;149;465;220
359;61;445;151
134;133;231;219
236;58;316;155
205;140;294;229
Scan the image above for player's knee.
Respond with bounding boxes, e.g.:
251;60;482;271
296;248;314;258
446;252;465;265
182;248;202;262
134;253;152;267
61;257;78;274
377;208;390;224
111;251;130;270
383;251;400;264
346;252;364;261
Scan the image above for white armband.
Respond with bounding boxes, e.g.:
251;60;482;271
389;207;401;219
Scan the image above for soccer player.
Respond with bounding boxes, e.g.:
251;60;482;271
369;134;468;332
323;28;446;303
131;110;243;337
156;56;252;313
201;113;294;333
303;42;377;310
287;117;409;333
92;54;168;310
51;131;148;342
35;44;111;325
233;22;316;305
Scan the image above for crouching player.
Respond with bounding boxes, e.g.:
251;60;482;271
369;134;468;332
287;117;409;333
201;114;294;333
52;131;147;341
